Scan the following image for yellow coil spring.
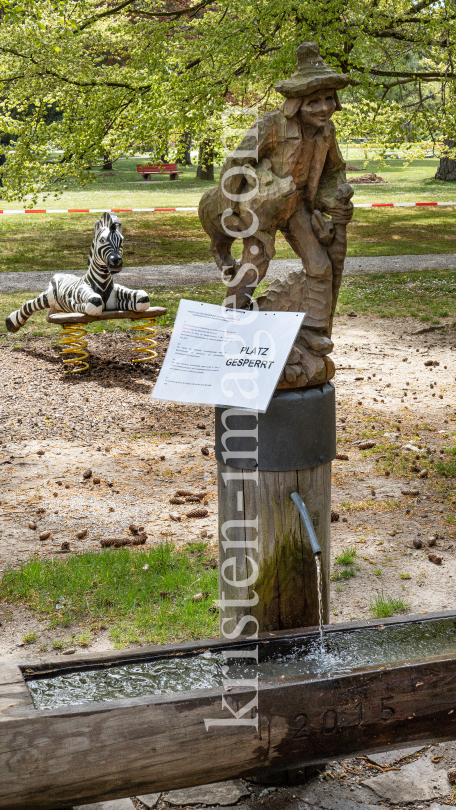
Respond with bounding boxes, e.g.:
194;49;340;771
131;317;158;363
58;323;90;374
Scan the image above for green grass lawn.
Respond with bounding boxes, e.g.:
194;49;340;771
0;543;219;648
1;150;455;273
2;268;456;341
0;211;214;272
0;150;454;210
347;208;456;257
1;207;456;274
1;160;208;210
337;268;456;322
343;155;456;204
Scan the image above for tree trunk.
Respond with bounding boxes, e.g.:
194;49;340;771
435;140;456;180
0;152;5;188
102;154;113;171
196;139;214;180
178;132;192;165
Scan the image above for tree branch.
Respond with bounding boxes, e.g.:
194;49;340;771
402;0;436;19
77;0;219;31
366;0;439;39
379;77;423;89
374;29;446;43
374;0;438;31
402;92;435;106
0;46;151;90
370;67;456;79
76;0;136;32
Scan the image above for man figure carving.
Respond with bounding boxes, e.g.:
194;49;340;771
199;42;354;386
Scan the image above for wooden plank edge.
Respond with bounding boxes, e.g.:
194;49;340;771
46;306;167;325
16;609;456;676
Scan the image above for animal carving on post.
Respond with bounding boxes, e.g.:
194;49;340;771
199;42;354;388
5;212;150;333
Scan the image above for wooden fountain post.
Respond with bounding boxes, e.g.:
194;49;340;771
215;383;336;635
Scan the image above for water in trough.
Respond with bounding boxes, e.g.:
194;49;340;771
28;616;456;710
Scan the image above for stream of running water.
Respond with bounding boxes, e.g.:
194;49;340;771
27;616;456;710
315;554;324;651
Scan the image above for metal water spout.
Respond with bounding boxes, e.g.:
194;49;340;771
290;492;321;555
291;491;324;645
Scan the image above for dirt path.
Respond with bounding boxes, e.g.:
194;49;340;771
0;314;455;657
330;314;455;621
2;252;456;292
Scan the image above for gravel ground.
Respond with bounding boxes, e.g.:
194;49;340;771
2;313;456;807
2;253;456;292
0;329;219;656
1;313;456;660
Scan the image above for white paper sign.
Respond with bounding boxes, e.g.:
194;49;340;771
151;300;304;413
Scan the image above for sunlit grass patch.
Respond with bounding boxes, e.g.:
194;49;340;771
338;268;456;321
334;546;358;566
331;567;358;581
437;456;456;478
52;638;65;650
260;267;456;324
370;592;410;618
331;546;360;580
0;544;219;648
373;438;456;489
1;154;452;213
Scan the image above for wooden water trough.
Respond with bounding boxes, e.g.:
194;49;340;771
3;610;456;810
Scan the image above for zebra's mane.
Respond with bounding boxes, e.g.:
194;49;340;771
99;211;122;232
87;211;123;274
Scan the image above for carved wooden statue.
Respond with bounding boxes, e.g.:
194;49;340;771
199;42;354;388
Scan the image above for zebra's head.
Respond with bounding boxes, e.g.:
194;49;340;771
91;211;124;273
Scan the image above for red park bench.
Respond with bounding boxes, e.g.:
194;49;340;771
136;162;182;181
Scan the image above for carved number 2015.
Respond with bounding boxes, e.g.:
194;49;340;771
293;714;309;738
380;696;395;721
292;696;395;738
323;709;338;733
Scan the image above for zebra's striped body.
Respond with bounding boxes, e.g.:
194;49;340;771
5;212;150;333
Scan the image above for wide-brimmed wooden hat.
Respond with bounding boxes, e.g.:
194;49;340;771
275;42;350;98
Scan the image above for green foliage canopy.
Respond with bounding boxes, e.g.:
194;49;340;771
1;0;456;199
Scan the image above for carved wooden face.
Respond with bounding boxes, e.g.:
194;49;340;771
299;89;337;130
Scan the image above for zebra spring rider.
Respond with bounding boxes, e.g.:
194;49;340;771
6;211;150;327
5;211;159;372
